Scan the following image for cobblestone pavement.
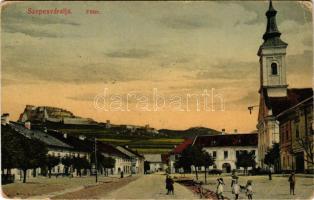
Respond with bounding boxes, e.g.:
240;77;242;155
102;174;198;199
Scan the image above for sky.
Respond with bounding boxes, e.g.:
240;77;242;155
1;1;313;132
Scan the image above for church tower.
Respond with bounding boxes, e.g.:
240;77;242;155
258;0;288;97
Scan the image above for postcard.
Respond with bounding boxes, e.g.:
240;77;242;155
1;1;313;199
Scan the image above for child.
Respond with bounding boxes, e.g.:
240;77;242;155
232;177;240;200
246;180;253;200
288;171;296;195
216;178;224;200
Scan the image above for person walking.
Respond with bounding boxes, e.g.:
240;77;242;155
268;166;272;180
216;178;224;200
165;175;170;194
166;175;174;195
169;176;174;195
246;180;253;200
231;172;238;188
232;177;240;200
120;171;124;178
288;171;296;195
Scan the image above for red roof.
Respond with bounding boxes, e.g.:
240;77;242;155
171;138;193;154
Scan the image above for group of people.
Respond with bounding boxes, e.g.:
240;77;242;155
164;171;296;199
216;176;253;200
216;171;297;199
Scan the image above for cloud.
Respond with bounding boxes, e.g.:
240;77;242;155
196;60;259;80
4;25;59;38
287;50;313;75
227;1;312;26
160;15;210;29
105;48;155;59
1;3;79;38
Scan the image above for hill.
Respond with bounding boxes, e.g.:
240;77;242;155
18;105;220;154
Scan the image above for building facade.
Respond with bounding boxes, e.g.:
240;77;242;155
116;146;145;174
144;154;167;172
277;96;313;173
193;133;258;172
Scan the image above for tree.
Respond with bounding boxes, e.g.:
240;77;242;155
1;125;20;174
264;143;280;172
61;156;73;175
17;138;47;183
144;161;150;174
203;152;215;184
2;125;48;183
72;156;90;177
174;146;212;180
297;137;314;166
46;155;60;178
236;150;256;175
189;146;204;180
103;157;115;176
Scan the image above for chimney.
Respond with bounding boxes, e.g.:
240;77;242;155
234;129;238;134
1;113;10;125
25;121;31;130
221;128;225;135
106;120;111;128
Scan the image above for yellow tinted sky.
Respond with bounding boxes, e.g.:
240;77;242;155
1;1;312;132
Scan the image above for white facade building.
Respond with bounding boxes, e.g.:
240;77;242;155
144;154;167;173
193;133;259;173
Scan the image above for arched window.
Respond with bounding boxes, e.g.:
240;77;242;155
271;63;278;75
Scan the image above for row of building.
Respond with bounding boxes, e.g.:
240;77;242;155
1;114;145;180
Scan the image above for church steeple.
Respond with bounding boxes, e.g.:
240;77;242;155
263;0;281;41
258;0;288;97
260;0;287;48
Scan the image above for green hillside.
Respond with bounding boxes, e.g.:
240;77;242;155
39;122;220;154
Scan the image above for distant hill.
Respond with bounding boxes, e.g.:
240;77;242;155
18;105;221;154
159;127;221;138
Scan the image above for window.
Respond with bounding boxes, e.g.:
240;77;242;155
236;151;239;158
213;151;217;158
224;151;228;159
271;63;278;75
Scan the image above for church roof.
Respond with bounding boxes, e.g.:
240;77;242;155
193;133;258;148
260;0;287;48
263;88;313;116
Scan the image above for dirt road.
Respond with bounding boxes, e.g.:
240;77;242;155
102;174;197;199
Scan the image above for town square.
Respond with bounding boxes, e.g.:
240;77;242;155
1;0;313;199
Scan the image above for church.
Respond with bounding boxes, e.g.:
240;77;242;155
257;0;313;170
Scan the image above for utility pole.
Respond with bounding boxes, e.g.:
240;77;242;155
94;137;98;183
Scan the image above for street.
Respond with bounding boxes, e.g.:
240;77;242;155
102;174;197;199
181;173;314;200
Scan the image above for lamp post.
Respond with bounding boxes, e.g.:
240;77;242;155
94;137;98;183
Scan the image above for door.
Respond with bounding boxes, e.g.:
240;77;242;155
295;152;304;173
